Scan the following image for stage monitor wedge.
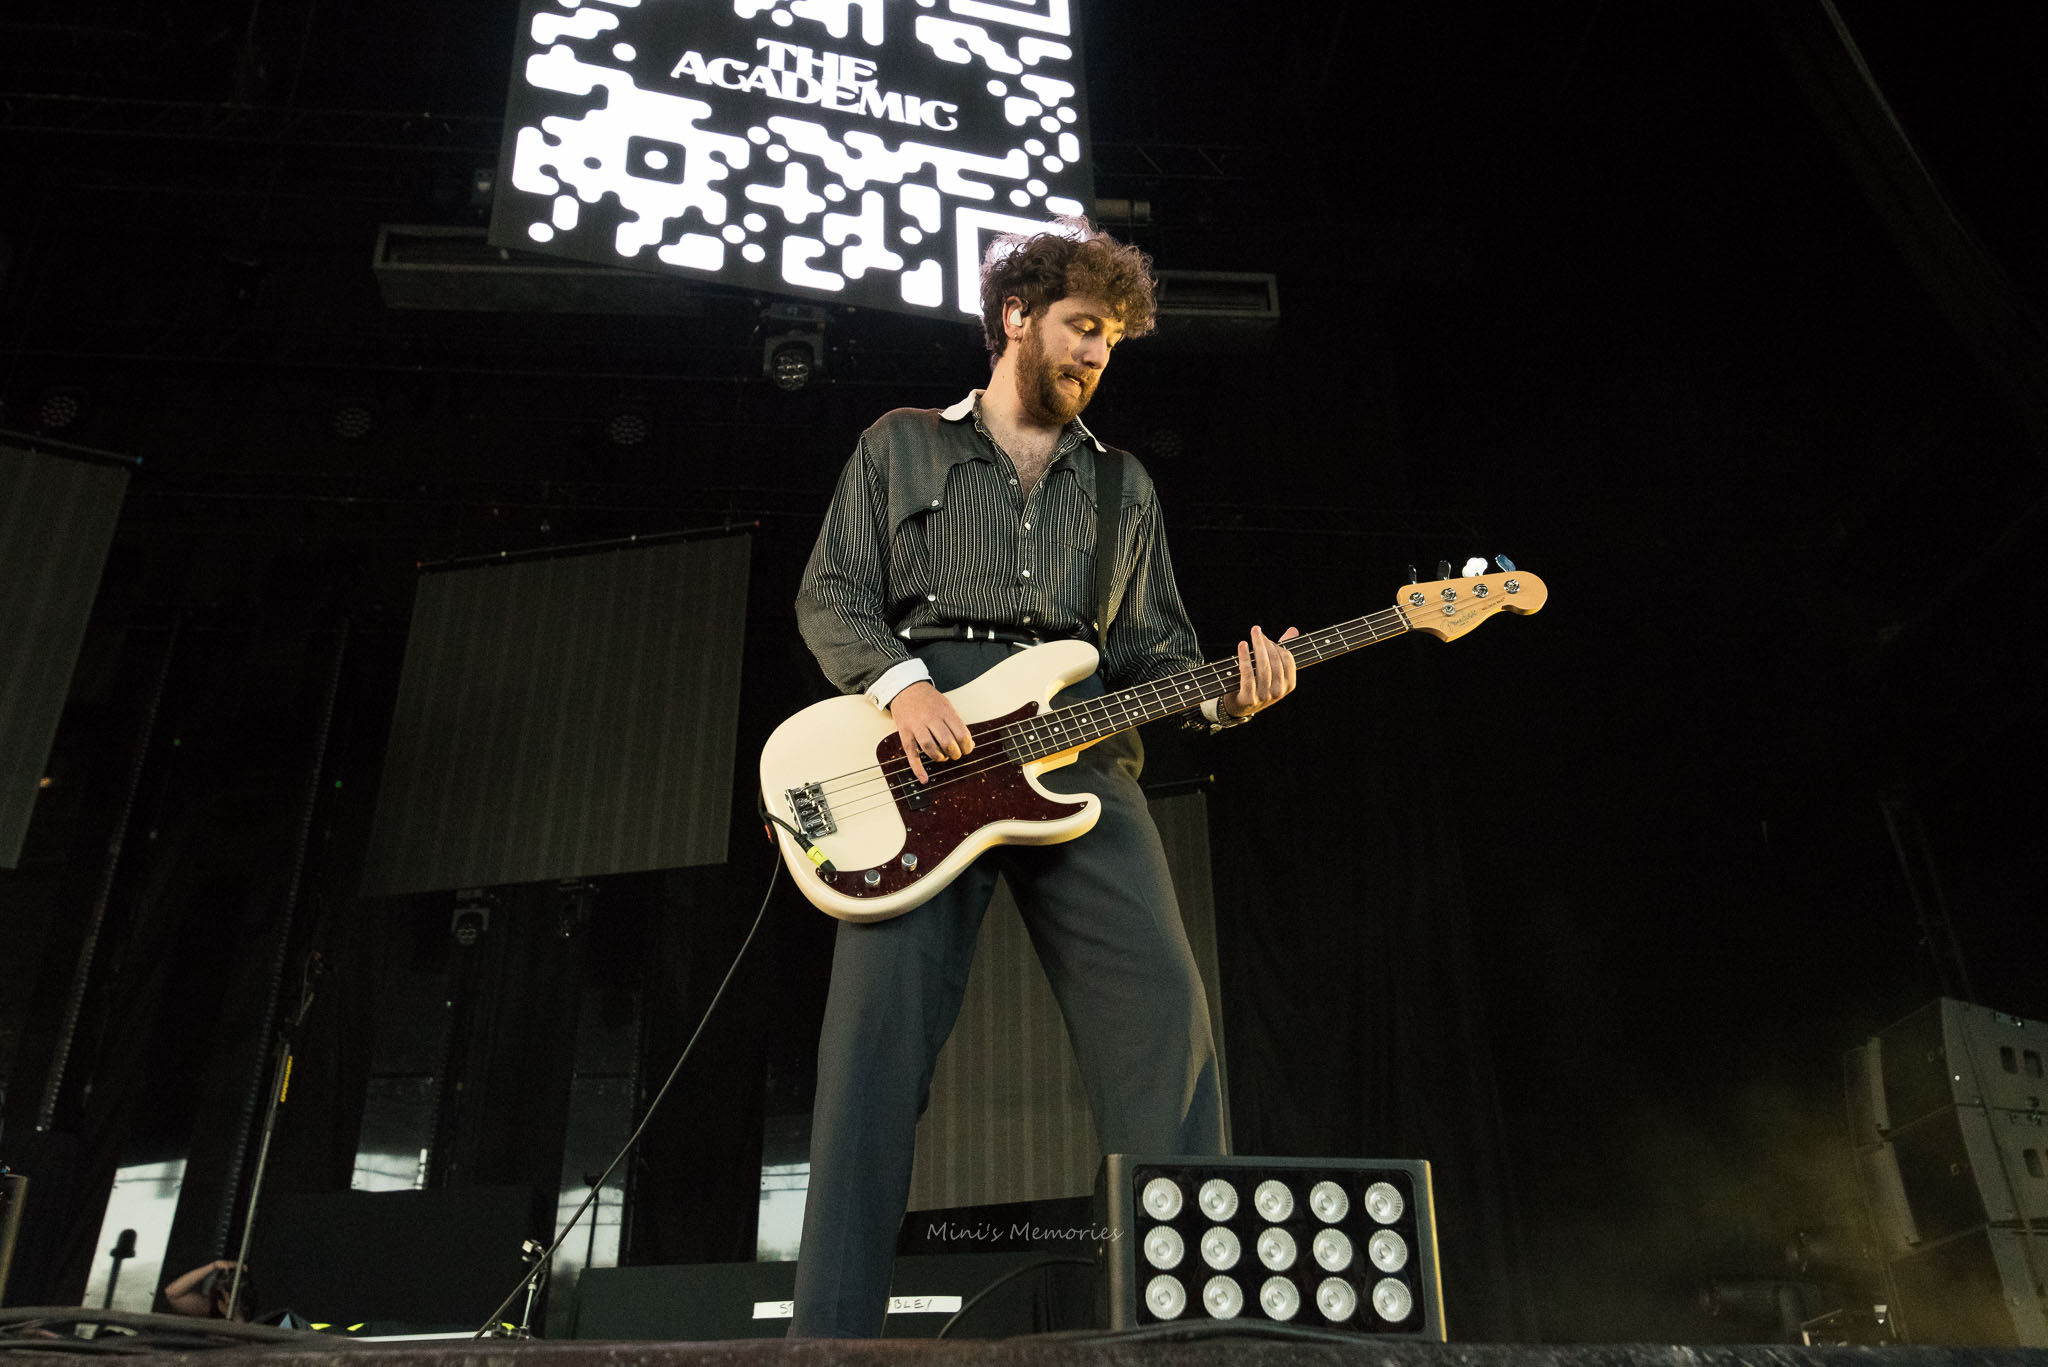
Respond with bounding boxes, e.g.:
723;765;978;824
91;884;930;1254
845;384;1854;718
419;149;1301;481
492;0;1096;323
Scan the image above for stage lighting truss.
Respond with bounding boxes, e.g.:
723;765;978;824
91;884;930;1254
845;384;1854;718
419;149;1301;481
1097;1155;1443;1338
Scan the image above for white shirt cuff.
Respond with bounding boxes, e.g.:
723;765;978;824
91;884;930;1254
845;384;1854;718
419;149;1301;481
868;658;933;711
1201;698;1246;727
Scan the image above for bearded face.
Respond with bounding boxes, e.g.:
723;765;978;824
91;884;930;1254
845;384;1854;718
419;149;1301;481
1013;305;1104;425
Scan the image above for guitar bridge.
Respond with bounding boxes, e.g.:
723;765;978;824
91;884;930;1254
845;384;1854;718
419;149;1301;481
786;782;836;840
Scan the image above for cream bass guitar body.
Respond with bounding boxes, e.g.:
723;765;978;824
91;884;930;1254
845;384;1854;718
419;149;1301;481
761;562;1547;922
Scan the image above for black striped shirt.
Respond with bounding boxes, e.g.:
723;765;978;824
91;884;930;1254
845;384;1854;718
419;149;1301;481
796;392;1205;699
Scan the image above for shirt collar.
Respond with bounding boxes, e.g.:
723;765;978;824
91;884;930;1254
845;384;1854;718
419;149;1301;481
941;390;1108;455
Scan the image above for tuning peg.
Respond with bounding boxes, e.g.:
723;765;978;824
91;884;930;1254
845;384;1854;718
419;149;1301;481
1407;563;1419;585
1436;559;1452;581
1494;554;1516;572
1460;556;1488;577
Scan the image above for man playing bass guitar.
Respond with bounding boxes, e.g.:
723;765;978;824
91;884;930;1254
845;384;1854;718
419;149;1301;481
790;218;1298;1337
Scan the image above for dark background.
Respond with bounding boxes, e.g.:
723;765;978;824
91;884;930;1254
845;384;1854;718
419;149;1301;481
3;0;2045;1344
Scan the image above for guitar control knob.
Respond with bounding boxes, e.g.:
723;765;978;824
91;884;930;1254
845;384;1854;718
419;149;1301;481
901;852;918;870
863;869;882;887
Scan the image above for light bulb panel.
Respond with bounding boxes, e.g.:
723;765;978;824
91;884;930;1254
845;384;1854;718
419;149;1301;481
1096;1154;1442;1340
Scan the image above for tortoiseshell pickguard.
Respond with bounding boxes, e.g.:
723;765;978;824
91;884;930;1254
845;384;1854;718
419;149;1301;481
823;702;1084;900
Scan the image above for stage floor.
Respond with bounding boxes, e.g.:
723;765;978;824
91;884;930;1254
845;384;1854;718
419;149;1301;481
1;1311;2040;1367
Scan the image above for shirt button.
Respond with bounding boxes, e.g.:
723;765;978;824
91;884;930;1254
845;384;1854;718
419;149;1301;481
926;593;937;602
1023;521;1031;530
1008;477;1018;485
1021;569;1032;578
930;499;940;507
1022;615;1033;624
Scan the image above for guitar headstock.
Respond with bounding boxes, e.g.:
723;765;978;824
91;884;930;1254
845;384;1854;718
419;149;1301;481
1399;556;1547;642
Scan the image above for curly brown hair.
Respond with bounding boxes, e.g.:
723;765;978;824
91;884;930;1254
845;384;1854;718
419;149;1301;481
978;216;1157;359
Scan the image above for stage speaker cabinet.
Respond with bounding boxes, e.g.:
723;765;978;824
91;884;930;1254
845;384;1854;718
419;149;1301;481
247;1186;540;1330
1872;999;2048;1129
1095;1154;1444;1338
1845;998;2048;1346
1888;1228;2048;1347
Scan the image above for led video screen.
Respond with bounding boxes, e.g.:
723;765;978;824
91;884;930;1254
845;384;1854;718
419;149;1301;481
492;0;1095;320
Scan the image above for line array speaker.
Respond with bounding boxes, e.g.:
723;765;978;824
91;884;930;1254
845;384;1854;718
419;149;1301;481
1846;998;2048;1346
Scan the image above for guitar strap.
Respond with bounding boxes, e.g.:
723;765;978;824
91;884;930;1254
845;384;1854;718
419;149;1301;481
1091;447;1123;645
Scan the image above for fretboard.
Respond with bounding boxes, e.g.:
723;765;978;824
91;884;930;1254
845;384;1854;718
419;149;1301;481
1006;604;1413;761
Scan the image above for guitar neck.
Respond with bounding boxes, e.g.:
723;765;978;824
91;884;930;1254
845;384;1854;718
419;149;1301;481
1014;604;1413;759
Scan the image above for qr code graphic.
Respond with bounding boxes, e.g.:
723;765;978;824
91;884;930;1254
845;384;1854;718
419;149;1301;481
496;0;1095;319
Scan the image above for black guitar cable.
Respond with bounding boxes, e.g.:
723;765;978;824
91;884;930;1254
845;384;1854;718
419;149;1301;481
760;793;836;874
470;851;782;1337
930;1255;1095;1339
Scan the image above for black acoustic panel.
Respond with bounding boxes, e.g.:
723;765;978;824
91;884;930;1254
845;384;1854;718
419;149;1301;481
246;1186;539;1329
0;446;128;868
361;535;749;897
570;1251;1093;1341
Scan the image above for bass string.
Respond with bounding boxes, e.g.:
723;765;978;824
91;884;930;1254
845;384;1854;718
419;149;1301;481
811;609;1409;811
894;608;1405;790
804;606;1407;802
809;609;1411;820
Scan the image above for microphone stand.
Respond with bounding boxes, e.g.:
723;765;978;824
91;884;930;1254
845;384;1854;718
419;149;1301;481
483;1240;549;1339
228;952;323;1317
101;1230;136;1308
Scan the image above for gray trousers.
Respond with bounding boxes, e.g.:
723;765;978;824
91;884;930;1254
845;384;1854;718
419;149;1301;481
789;641;1225;1338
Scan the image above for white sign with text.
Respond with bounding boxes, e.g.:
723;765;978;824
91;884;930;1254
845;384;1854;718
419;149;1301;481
751;1294;963;1319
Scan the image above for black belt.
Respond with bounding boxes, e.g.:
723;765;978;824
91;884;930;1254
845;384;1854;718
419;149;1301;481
897;624;1087;646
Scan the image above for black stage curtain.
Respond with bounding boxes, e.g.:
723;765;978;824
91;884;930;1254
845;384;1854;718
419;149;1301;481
1761;0;2048;446
4;626;342;1307
1207;643;1532;1341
